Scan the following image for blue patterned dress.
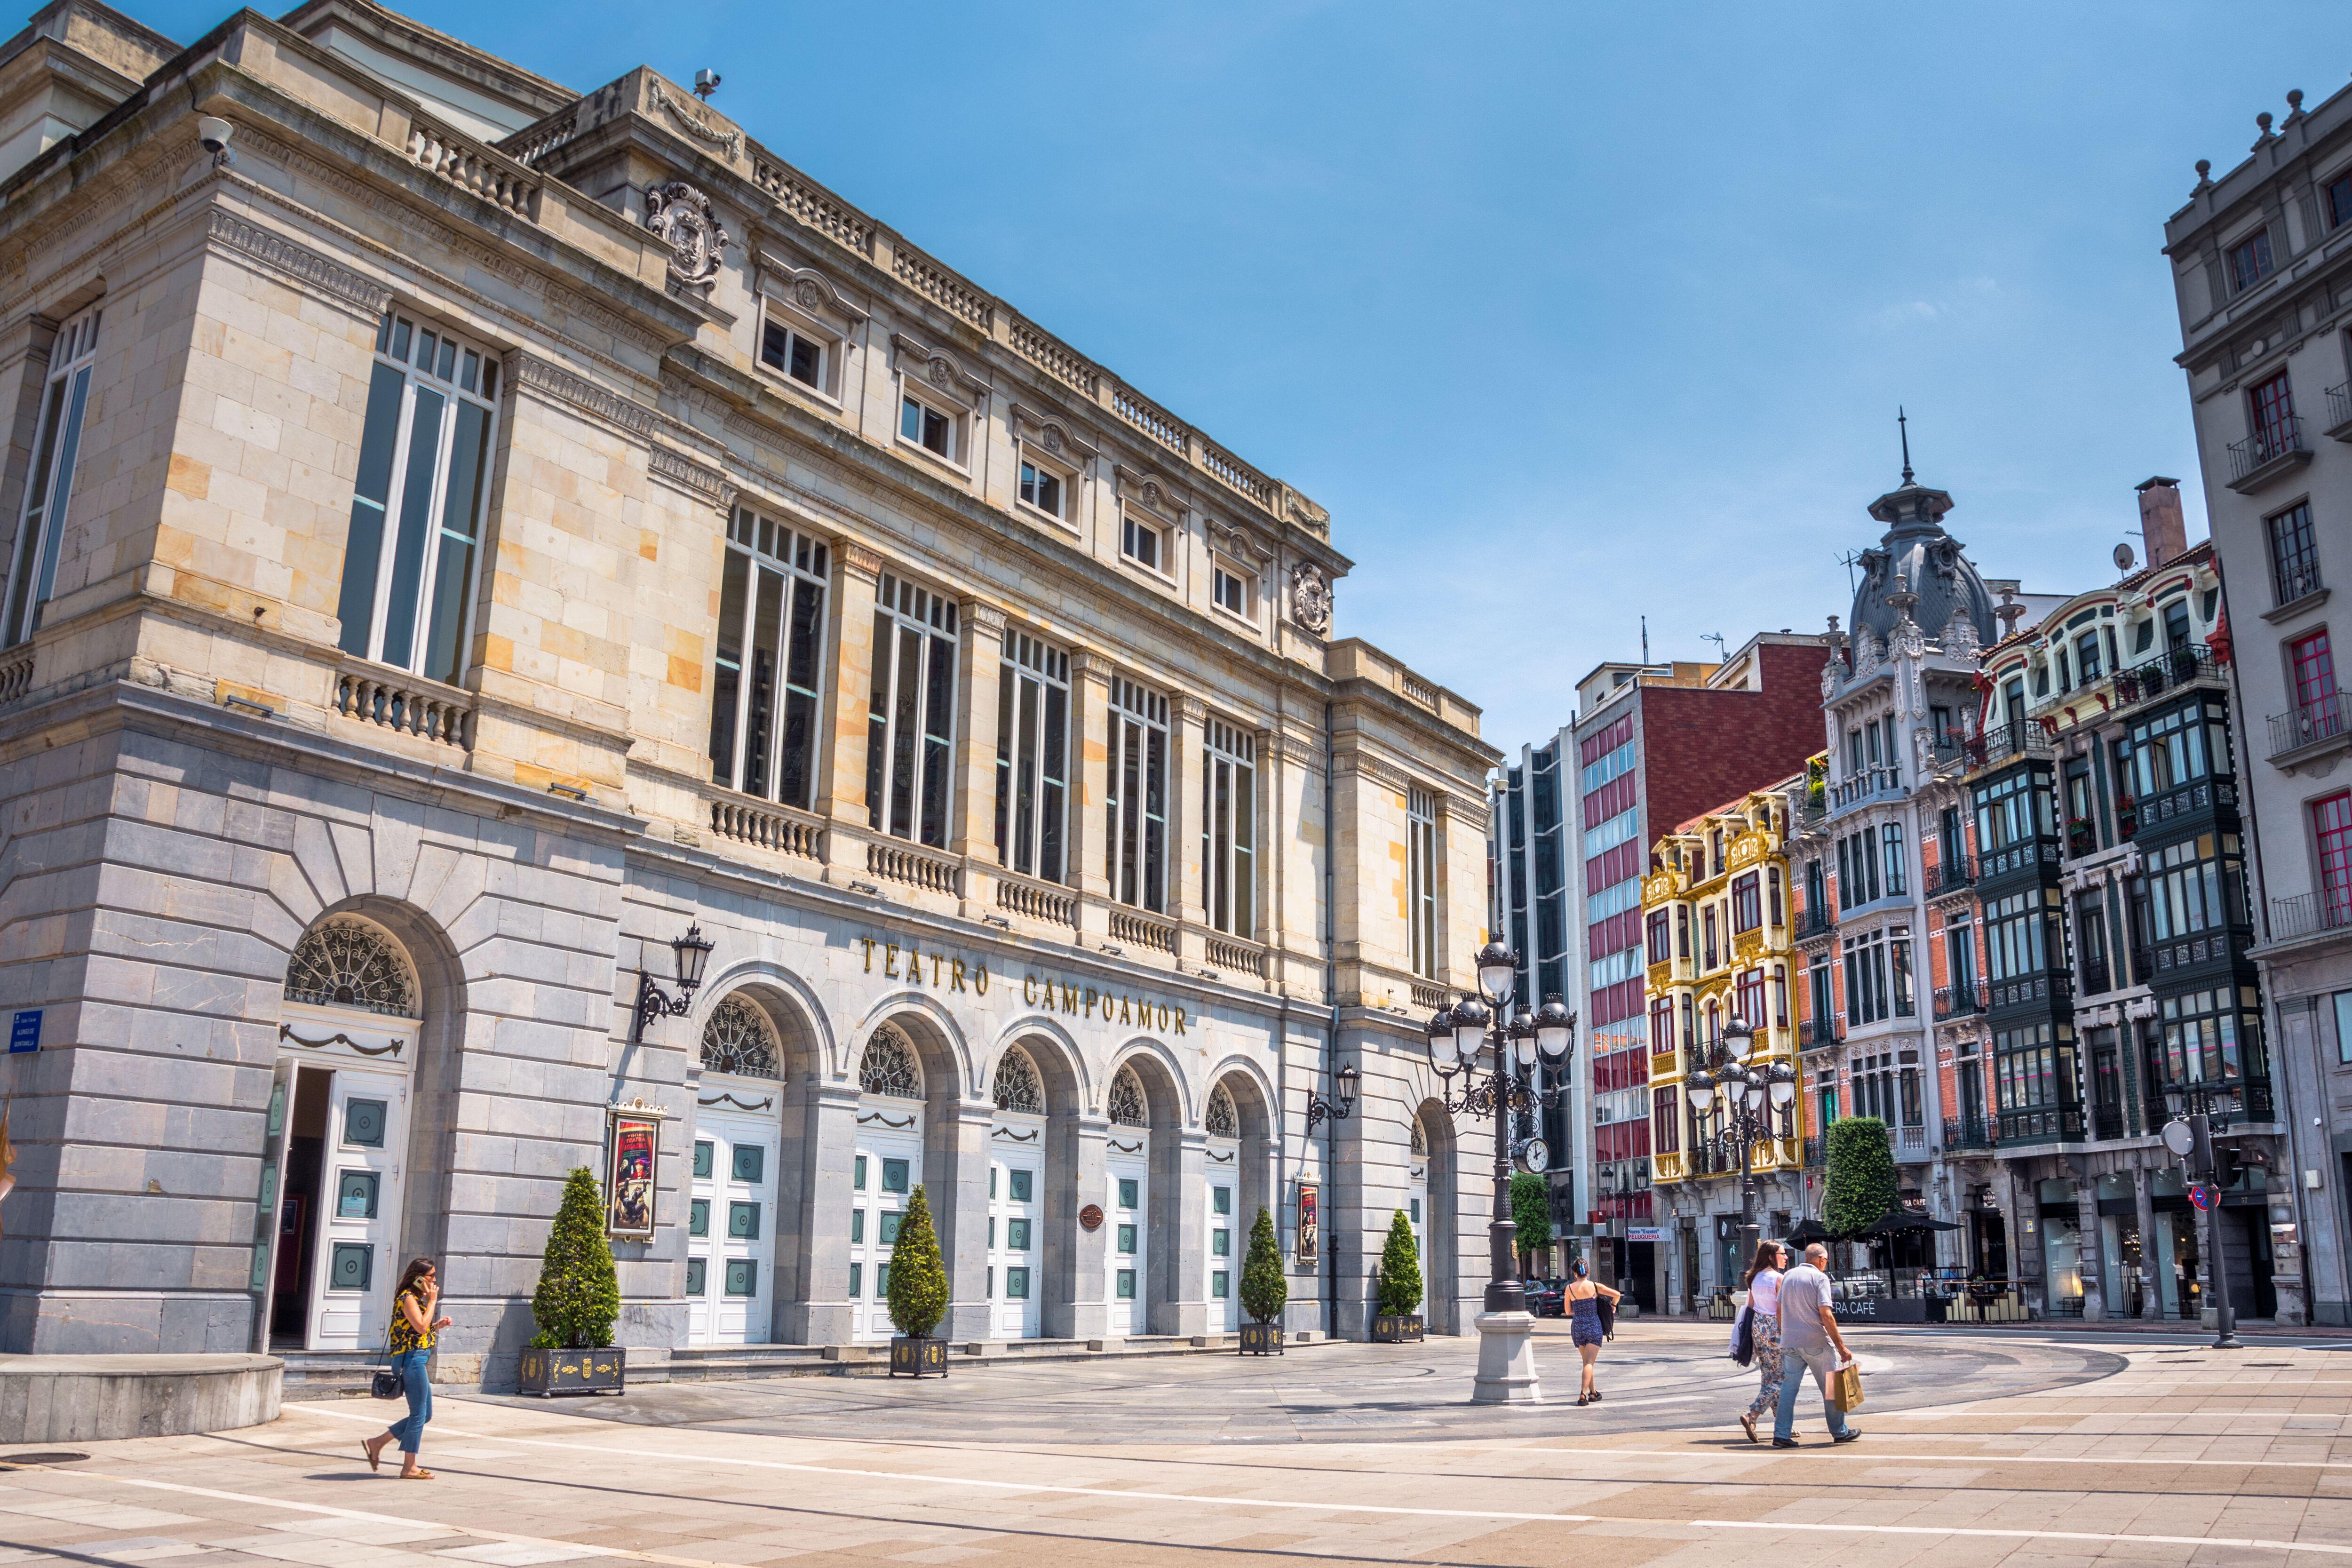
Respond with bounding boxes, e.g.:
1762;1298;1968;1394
1569;1289;1605;1347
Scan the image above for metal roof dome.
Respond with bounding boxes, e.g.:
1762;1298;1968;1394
1848;470;1996;654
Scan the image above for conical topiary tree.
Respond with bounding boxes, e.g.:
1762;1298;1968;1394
885;1184;950;1340
530;1166;620;1349
1377;1209;1422;1317
1240;1203;1287;1326
1823;1116;1899;1241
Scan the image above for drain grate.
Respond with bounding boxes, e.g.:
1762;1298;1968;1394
0;1452;88;1466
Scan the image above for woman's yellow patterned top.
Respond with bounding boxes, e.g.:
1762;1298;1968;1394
387;1289;434;1353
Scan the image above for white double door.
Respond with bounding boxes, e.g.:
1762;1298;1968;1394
988;1120;1043;1339
687;1097;777;1345
851;1112;922;1342
1105;1141;1149;1334
1203;1149;1239;1330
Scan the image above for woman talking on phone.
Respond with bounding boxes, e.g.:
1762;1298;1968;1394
362;1257;453;1480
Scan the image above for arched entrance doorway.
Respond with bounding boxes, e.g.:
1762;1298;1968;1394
1104;1064;1151;1334
988;1046;1046;1339
261;915;424;1352
1203;1083;1240;1329
688;993;786;1345
851;1025;924;1343
1416;1097;1461;1333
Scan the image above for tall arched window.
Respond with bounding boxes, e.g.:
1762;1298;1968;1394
858;1025;923;1099
992;1047;1044;1114
284;916;418;1017
1108;1065;1148;1127
1205;1082;1238;1138
701;995;781;1078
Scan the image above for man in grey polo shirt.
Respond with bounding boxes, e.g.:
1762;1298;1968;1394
1772;1242;1858;1447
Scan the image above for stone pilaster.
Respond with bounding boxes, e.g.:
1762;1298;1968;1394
951;599;1009;915
1160;1126;1210;1336
782;1082;862;1345
817;543;883;875
938;1100;997;1342
1060;1115;1110;1340
1070;648;1114;938
1170;694;1207;946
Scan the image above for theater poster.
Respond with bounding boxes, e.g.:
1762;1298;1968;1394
1295;1182;1319;1266
605;1113;659;1239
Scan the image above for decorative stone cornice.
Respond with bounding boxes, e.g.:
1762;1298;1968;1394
204;209;389;317
837;542;885;579
1009;400;1101;464
513;352;659;441
649;444;725;501
889;330;989;408
960;599;1009;633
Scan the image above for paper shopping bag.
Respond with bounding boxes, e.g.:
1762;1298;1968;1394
1831;1360;1865;1412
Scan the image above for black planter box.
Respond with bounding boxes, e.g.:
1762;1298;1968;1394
516;1345;625;1396
1238;1321;1284;1356
1369;1313;1425;1343
890;1336;949;1377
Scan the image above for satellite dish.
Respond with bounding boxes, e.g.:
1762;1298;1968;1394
2114;542;2137;572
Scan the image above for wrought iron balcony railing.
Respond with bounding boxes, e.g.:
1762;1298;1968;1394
2270;693;2348;761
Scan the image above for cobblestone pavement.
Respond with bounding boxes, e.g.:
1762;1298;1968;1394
0;1320;2346;1568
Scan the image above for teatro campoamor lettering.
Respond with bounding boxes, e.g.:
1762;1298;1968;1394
858;936;1189;1034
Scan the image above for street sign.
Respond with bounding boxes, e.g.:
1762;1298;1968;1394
6;1011;37;1054
2189;1184;2216;1210
1626;1226;1663;1242
2161;1118;2195;1158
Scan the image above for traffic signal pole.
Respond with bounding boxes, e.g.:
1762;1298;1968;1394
2192;1114;2242;1352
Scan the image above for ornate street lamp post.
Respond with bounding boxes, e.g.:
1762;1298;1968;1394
1424;941;1575;1403
1681;1017;1797;1270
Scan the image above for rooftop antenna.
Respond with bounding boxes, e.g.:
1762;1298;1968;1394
1898;405;1914;484
1701;632;1727;661
1641;615;1649;665
1838;549;1864;594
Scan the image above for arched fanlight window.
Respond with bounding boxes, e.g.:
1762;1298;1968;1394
858;1025;923;1099
1108;1065;1148;1127
992;1047;1044;1114
701;994;781;1078
1411;1118;1428;1157
284;916;419;1017
1205;1083;1238;1138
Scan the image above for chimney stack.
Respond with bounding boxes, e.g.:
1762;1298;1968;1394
2136;477;2187;569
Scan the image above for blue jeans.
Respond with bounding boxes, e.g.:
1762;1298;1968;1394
386;1350;432;1454
1773;1340;1851;1442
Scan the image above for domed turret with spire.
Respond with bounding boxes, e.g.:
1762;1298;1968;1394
1847;410;1997;658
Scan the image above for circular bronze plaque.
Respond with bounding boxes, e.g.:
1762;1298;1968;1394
1079;1203;1104;1231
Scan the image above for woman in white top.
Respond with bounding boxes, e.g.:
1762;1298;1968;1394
1739;1239;1789;1444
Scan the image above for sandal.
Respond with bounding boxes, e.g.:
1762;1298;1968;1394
1574;1393;1589;1406
1740;1412;1758;1444
362;1438;382;1473
399;1469;435;1481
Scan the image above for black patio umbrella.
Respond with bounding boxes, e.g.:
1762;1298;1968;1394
1784;1217;1836;1245
1854;1208;1962;1239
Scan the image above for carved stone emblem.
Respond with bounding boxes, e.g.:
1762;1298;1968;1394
644;181;729;289
793;278;824;313
1041;426;1063;454
928;357;953;389
1290;561;1332;634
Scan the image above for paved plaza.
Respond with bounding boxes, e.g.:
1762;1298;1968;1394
0;1320;2344;1568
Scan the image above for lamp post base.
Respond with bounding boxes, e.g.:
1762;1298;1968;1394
1470;1310;1542;1403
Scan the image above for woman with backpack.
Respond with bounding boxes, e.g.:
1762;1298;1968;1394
1563;1257;1621;1406
1738;1239;1789;1443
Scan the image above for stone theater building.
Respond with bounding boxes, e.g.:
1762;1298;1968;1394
0;0;1498;1383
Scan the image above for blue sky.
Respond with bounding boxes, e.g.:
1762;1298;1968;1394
135;1;2337;749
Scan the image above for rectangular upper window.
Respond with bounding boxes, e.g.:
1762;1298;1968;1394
1017;461;1063;519
900;394;955;462
2;305;100;648
1121;512;1167;575
709;508;829;809
2268;501;2320;605
1212;558;1255;621
994;628;1069;884
761;318;826;392
2331;170;2352;230
2228;227;2275;293
1207;720;1260;940
332;310;501;686
1105;677;1169;911
867;573;959;849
